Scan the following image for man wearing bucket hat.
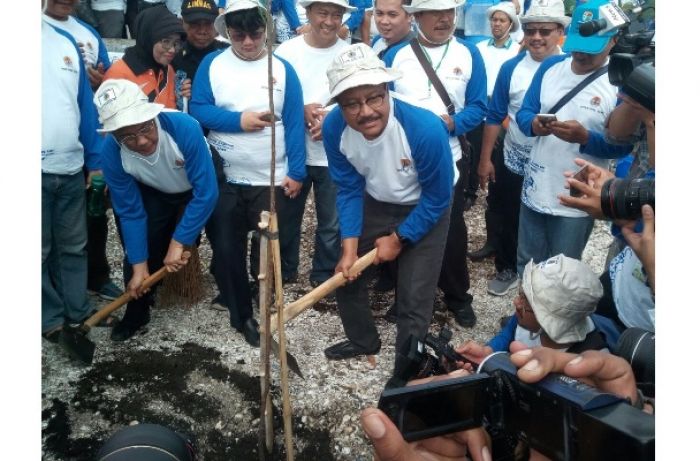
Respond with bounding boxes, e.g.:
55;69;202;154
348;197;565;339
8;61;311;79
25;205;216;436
475;1;521;98
276;0;355;287
190;0;306;345
322;43;454;367
514;0;631;277
476;0;568;297
383;0;487;329
94;79;218;341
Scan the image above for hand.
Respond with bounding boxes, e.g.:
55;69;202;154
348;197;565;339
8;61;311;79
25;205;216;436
619;204;655;293
304;103;327;141
374;233;402;264
163;239;192;273
360;370;492;461
87;63;105;91
179;78;192;100
455;340;494;368
477;160;495;190
335;240;359;280
240;111;273;132
86;169;103;190
558;158;615;219
440;114;455;133
549;120;589;145
280;176;302;199
338;25;350;40
508;342;642;408
532;115;555;136
127;262;151;299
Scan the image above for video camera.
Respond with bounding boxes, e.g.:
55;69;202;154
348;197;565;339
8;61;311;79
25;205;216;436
379;329;654;461
579;1;655;112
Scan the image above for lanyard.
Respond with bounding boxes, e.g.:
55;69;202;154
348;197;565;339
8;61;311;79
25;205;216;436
419;40;451;93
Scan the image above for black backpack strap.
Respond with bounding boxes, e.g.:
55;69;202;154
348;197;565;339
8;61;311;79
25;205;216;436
548;64;609;114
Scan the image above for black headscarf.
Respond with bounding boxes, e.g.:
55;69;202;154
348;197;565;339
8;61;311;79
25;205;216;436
123;5;186;75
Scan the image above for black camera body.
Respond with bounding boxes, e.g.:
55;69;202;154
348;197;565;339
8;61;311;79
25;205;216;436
381;331;655;461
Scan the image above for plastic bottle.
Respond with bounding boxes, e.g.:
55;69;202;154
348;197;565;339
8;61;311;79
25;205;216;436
87;175;106;217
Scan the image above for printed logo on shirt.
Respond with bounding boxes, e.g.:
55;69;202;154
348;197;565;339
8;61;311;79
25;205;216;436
261;76;282;93
174;158;185;169
397;157;415;173
453;67;463;76
590;96;601;106
61;55;78;74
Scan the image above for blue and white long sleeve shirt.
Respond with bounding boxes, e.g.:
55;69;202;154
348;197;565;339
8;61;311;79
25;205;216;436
101;112;218;264
323;94;454;244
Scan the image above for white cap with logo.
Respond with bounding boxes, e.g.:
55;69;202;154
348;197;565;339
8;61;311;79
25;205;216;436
520;0;571;28
94;79;163;133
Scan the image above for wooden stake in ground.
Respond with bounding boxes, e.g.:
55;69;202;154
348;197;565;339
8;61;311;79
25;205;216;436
258;212;274;458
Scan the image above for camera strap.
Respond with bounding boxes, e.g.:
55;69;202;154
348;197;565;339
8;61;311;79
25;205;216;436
410;38;472;168
548;64;609;114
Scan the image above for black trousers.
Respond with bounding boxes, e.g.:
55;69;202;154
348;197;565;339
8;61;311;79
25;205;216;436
485;143;523;273
465;123;484;200
205;183;296;330
118;183;193;323
336;195;450;371
438;158;471;308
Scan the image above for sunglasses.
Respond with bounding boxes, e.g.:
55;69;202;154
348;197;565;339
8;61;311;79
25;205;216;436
229;29;266;42
523;27;558;37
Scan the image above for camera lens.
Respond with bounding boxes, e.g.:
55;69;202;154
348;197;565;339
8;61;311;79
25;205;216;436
601;178;655;220
615;328;655;395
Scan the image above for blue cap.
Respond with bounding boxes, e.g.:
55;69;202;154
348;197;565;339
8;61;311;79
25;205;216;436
563;0;616;54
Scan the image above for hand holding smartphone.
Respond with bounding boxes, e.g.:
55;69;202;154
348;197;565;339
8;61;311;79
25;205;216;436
569;164;590;197
537;113;557;126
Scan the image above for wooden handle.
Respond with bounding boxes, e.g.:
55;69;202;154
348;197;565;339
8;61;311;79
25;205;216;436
84;267;169;328
270;249;377;333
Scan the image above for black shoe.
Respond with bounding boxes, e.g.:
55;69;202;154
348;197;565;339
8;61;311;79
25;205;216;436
384;303;397;324
324;340;380;360
42;326;63;344
467;243;496;261
110;313;150;342
449;303;477;328
242;318;260;347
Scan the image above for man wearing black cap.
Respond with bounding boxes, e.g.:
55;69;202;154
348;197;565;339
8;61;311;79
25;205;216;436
173;0;229;80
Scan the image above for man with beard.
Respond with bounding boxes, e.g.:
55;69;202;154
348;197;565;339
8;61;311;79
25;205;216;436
514;0;631;276
322;44;454;372
383;0;487;329
370;0;414;59
476;0;568;296
275;0;355;287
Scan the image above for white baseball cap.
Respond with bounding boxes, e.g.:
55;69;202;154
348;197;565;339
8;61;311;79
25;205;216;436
298;0;357;12
214;0;267;38
487;1;520;33
404;0;465;14
522;254;603;344
326;43;402;104
94;79;163;133
520;0;571;28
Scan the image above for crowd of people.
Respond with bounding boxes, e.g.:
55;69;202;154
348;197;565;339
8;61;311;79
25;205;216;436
42;0;655;458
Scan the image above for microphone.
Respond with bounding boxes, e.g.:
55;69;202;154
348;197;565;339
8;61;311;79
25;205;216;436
579;19;607;37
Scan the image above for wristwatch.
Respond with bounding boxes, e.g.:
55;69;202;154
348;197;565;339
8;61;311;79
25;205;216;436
395;230;410;247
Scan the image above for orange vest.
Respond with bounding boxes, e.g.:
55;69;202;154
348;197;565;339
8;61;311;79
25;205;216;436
104;59;177;109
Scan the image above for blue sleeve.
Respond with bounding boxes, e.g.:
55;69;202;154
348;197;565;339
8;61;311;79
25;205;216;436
452;40;487;136
323;108;366;239
485;53;523;125
344;0;368;32
396;101;454;242
101;138;150;264
516;54;568;137
281;0;301;30
218;0;226;7
279;57;307;182
190;50;244;133
486;315;517;352
580;130;633;159
161;113;219;246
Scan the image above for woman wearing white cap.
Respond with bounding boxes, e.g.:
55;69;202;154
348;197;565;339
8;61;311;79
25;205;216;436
94;79;218;341
382;0;488;329
190;0;306;346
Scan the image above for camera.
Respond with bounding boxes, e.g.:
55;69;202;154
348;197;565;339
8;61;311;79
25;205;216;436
600;177;654;220
615;327;655;396
381;331;655;460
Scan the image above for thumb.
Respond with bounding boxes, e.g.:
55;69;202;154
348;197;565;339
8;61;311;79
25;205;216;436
361;409;411;461
641;204;655;235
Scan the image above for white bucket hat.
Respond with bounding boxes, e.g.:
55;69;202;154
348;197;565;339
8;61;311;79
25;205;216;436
326;43;402;104
520;0;571;28
94;79;163;133
404;0;465;14
521;254;603;344
298;0;356;12
487;1;520;33
214;0;267;39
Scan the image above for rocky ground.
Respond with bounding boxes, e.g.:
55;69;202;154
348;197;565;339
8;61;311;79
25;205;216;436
41;193;612;460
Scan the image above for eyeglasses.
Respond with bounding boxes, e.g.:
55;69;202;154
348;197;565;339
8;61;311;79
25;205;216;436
339;91;387;116
158;37;184;51
229;29;266;42
523;27;558;37
116;120;155;146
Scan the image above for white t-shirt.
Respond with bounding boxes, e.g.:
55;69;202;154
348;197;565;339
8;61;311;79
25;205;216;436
275;35;349;166
475;37;520;97
91;0;126;11
42;14;101;67
522;57;618;217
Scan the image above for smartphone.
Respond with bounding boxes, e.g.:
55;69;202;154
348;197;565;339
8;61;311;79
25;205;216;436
569;164;590;197
378;373;490;442
537;113;557;125
260;113;281;122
